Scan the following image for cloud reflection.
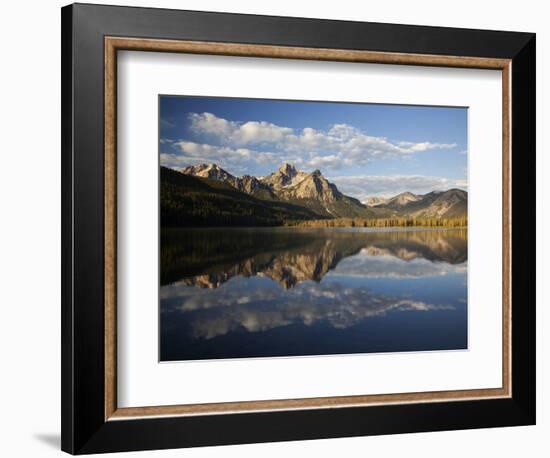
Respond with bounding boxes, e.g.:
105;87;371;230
332;251;467;279
162;280;454;339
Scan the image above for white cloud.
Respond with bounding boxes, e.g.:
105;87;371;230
334;255;466;279
161;141;281;174
184;112;457;169
189;112;292;145
306;154;341;168
331;174;468;200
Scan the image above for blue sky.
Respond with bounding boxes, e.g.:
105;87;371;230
160;95;467;199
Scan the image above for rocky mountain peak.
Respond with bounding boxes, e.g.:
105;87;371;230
433;188;467;206
181;163;235;182
281;168;342;204
236;175;261;194
278;163;298;177
365;196;390;207
262;163;307;190
443;188;467;198
390;192;421;206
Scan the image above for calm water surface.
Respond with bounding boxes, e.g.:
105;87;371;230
160;227;467;361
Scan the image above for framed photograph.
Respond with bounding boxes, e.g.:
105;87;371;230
61;3;536;454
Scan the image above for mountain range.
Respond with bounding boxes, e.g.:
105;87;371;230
365;188;468;219
161;163;467;226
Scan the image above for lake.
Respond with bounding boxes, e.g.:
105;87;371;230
160;227;467;361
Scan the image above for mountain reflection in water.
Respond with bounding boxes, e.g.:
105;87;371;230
160;228;467;361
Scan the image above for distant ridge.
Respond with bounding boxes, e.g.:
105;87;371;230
366;189;467;219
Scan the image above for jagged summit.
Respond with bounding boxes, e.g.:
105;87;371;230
181;163;235;182
262;162;308;190
278;162;298;175
279;168;341;203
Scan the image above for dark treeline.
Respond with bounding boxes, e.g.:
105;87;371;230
285;217;468;228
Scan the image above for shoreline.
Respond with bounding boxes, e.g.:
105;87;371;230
162;226;468;233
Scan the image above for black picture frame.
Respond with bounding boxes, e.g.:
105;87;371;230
61;3;536;454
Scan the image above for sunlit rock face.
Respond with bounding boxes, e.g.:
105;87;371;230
261;163;309;190
180;163;236;182
277;169;342;203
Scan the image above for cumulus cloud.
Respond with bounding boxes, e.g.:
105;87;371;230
177;112;457;170
189;112;293;145
331;175;468;200
161;141;281;174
